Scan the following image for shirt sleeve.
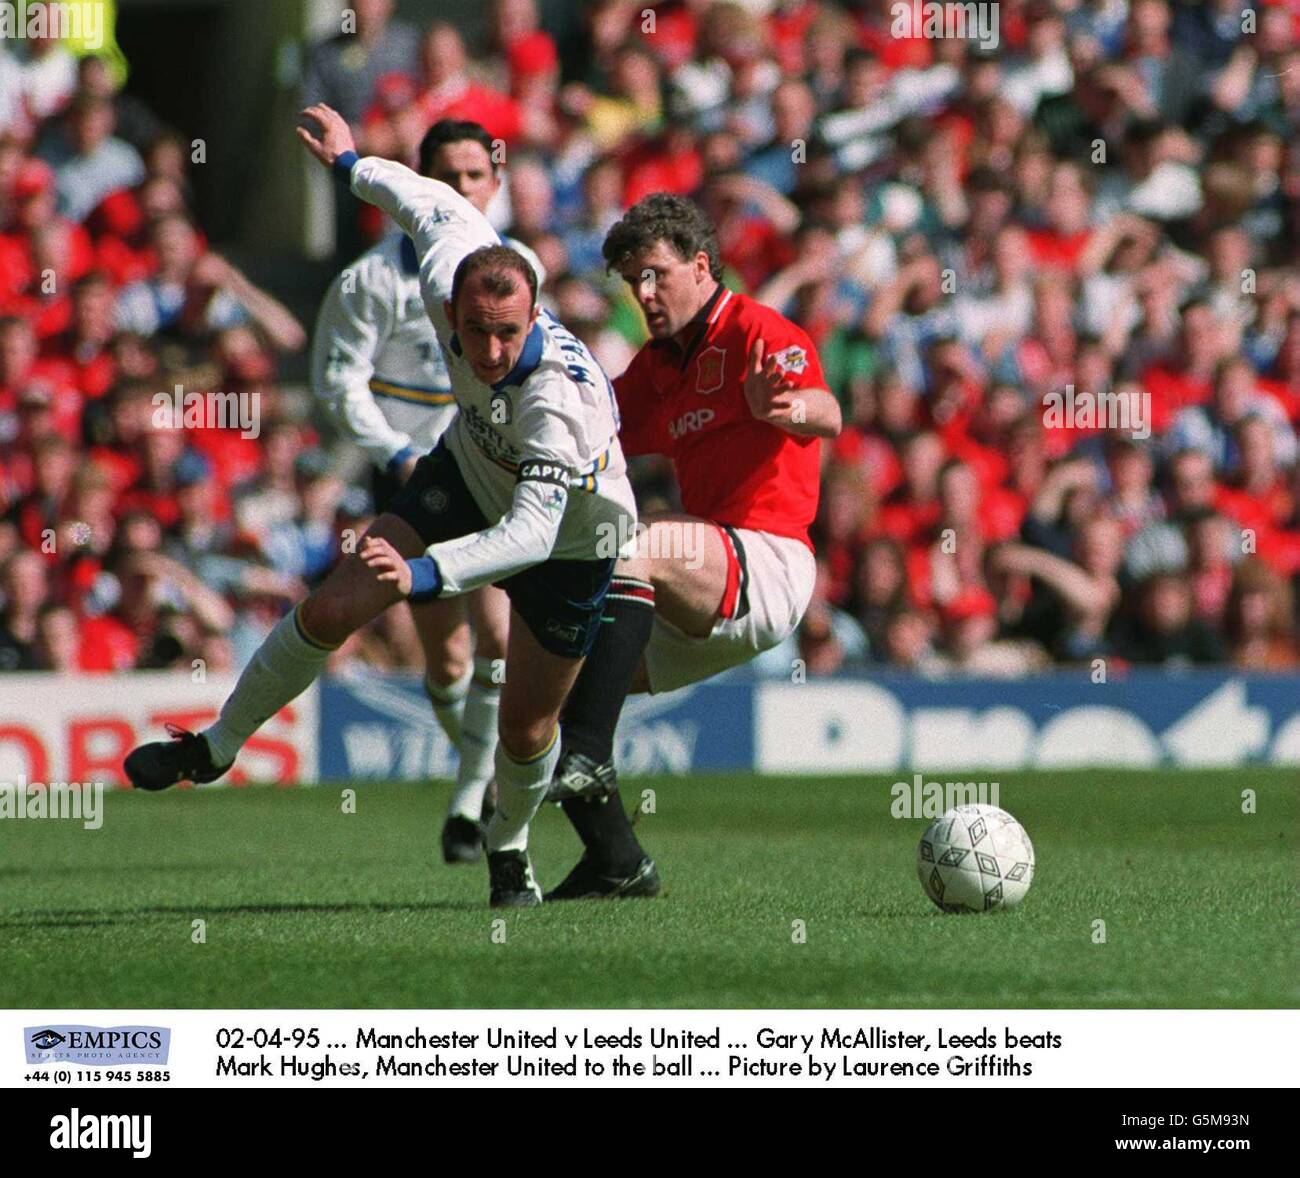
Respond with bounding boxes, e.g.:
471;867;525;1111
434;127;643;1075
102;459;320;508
427;460;570;595
309;259;411;470
346;155;499;308
756;319;827;394
426;373;585;594
613;351;670;457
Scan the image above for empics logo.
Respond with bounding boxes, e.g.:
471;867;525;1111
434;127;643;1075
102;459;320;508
26;1025;170;1066
50;1109;152;1159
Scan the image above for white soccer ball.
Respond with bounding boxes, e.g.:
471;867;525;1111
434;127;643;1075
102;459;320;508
917;804;1035;913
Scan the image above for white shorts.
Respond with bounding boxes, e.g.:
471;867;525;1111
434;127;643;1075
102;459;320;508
643;526;816;693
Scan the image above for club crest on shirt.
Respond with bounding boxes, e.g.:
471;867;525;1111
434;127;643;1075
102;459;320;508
695;346;725;394
772;344;808;375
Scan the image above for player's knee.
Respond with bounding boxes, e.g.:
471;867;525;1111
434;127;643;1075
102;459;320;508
418;618;471;684
497;709;556;763
475;621;508;661
424;643;469;686
367;511;425;558
298;593;354;648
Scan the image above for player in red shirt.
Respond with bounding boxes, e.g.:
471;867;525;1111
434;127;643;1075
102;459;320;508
544;193;841;900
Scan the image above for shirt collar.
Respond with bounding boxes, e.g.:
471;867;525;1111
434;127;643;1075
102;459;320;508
656;282;727;369
488;320;545;391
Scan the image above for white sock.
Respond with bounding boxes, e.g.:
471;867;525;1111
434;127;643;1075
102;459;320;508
485;726;559;853
446;657;500;821
203;606;334;767
424;664;471;747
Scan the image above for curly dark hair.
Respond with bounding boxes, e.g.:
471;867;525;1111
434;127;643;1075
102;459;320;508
602;193;723;281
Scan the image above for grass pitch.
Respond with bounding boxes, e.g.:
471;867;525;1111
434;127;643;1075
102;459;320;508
0;769;1293;1008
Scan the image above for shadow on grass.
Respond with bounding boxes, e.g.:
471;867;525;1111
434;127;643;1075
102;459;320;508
0;899;480;930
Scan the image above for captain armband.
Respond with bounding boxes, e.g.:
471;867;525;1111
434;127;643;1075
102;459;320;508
516;458;573;489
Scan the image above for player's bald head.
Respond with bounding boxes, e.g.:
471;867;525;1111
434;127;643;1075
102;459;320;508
450;245;537;310
445;245;539;385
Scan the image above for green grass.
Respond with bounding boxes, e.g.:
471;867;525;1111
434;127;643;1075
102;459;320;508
0;770;1294;1008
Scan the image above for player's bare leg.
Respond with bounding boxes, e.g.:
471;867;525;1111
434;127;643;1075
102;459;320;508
484;607;585;907
626;513;729;637
413;598;472;745
413;598;499;863
124;514;427;790
439;585;509;863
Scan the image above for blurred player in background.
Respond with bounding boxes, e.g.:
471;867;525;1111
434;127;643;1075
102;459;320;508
545;194;841;899
310;118;544;865
126;105;635;909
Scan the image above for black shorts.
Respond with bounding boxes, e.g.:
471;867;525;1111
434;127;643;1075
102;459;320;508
369;462;406;513
384;441;614;659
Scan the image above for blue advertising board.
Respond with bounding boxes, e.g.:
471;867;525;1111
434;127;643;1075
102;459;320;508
317;668;1300;780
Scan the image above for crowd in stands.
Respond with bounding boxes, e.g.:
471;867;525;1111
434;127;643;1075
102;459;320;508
2;0;1298;677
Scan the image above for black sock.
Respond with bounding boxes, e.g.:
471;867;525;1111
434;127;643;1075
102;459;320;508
562;576;655;765
560;576;656;872
563;788;645;874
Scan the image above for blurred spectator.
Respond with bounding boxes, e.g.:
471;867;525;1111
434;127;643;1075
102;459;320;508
1;3;1296;676
32;601;78;671
997;514;1124;661
262;450;346;585
1117;569;1225;665
1168;355;1297;473
114;215;305;351
408;22;524;146
73;54;162;155
0;547;46;669
36;95;144;223
301;0;420;126
1226;558;1295;670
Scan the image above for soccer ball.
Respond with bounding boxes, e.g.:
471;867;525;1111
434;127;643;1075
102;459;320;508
917;804;1034;913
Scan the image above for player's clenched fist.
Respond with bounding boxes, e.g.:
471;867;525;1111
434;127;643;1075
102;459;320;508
742;337;799;427
296;103;357;168
359;535;412;597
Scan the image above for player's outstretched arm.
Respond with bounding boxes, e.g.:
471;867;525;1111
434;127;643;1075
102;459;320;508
298;104;497;302
743;339;842;439
363;462;571;602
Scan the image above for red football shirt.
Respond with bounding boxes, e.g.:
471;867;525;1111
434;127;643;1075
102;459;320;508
614;287;826;547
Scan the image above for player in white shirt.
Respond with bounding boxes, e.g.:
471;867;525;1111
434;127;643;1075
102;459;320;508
126;105;636;909
309;119;545;866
